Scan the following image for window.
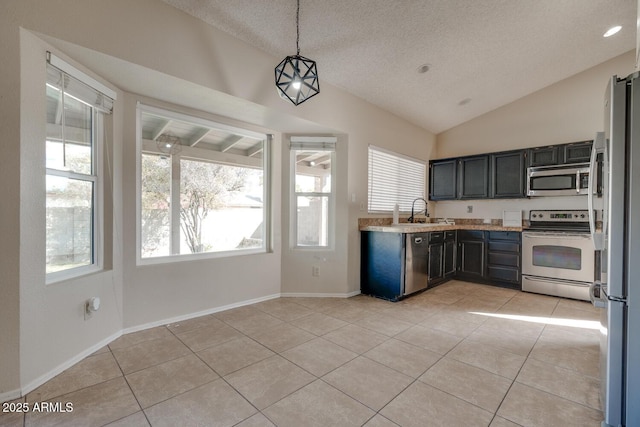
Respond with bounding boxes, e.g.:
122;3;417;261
138;105;270;261
45;53;115;281
290;137;336;248
368;145;426;213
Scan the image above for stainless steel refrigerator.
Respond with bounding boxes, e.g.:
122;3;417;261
589;72;640;427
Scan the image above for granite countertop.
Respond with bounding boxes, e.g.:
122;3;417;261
358;218;524;233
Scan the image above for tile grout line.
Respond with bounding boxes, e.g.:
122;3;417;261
125;324;257;426
506;298;604;413
487;297;559;426
17;282;602;426
108;335;156;427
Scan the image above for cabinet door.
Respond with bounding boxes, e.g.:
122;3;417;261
360;232;404;301
458;156;489;199
490;151;525;198
428;242;444;283
528;146;559;166
444;239;456;277
429;160;457;200
563;141;593;164
458;240;485;278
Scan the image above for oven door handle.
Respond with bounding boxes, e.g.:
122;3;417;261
522;275;590;286
523;232;592;239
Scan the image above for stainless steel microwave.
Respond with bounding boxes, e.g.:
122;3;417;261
526;163;590;196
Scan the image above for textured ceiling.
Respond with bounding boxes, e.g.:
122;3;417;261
162;0;636;134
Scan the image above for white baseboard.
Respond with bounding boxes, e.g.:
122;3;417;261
9;290;359;401
280;290;361;298
19;330;123;398
122;293;281;334
0;388;22;404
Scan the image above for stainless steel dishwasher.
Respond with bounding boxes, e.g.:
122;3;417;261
404;233;429;295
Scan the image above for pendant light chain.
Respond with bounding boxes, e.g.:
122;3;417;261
274;0;320;105
296;0;300;55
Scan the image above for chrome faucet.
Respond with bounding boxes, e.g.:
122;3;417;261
409;198;428;223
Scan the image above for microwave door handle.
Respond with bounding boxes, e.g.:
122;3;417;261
576;169;581;193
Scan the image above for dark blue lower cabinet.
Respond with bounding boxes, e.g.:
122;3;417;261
361;231;404;301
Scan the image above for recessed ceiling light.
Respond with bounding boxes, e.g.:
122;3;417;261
417;64;430;74
603;26;622;37
458;98;472;106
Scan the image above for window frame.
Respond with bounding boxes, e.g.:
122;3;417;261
136;104;271;265
367;145;427;214
45;55;112;284
289;136;337;250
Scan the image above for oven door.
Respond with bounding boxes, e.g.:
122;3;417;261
527;165;590;196
522;231;594;282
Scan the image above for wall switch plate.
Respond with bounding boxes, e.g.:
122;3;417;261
312;266;320;277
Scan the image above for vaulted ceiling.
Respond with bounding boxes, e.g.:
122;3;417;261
162;0;636;134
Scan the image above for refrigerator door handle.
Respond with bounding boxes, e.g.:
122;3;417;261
588;132;605;250
589;280;606;308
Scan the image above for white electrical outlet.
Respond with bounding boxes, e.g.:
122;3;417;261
467;205;473;213
312;266;320;277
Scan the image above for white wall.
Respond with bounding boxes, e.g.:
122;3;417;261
0;1;23;400
0;0;436;397
16;30;125;398
433;50;635;220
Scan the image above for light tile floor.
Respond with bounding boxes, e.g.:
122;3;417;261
0;280;603;427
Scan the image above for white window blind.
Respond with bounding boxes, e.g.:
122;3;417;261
290;136;337;151
368;145;426;213
46;52;116;113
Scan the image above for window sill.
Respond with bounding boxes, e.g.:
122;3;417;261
137;247;269;266
46;264;103;286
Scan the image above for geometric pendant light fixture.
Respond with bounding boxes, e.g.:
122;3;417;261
275;0;320;105
156;133;182;156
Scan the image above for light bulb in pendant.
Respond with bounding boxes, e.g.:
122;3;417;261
292;79;301;90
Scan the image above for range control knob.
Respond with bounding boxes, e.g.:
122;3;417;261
532;214;537;218
539;214;544;218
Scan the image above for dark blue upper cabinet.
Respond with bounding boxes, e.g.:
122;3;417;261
490;150;526;198
458;155;489;199
429;159;457;200
528;145;560;166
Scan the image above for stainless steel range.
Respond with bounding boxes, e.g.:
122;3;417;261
522;209;595;301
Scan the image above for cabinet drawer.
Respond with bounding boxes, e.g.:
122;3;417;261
429;232;444;243
487;266;520;283
445;231;456;240
488;241;520;253
458;230;485;241
488;252;519;267
488;231;520;241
